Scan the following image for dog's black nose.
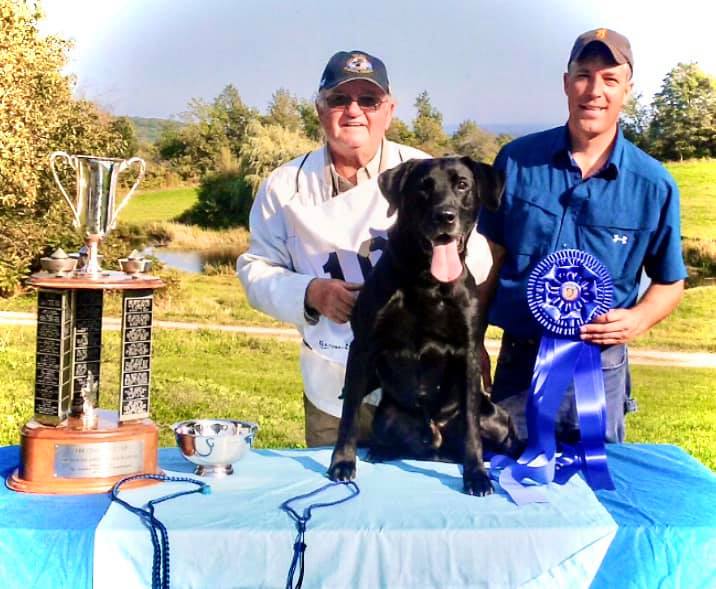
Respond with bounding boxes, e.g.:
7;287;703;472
434;210;456;225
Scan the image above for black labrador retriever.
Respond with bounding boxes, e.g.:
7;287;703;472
327;156;520;496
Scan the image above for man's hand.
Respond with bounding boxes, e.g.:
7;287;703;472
580;281;684;346
305;278;362;324
579;308;647;345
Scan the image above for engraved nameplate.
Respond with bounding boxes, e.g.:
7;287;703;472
54;440;145;478
119;290;153;421
71;290;103;414
34;289;73;422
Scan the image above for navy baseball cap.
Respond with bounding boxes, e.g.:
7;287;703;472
318;51;390;94
568;28;633;72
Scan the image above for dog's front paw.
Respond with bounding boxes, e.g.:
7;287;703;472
327;459;356;481
463;469;494;496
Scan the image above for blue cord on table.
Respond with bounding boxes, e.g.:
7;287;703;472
280;481;360;589
111;474;211;589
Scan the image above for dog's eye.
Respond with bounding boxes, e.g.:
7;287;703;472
456;179;469;191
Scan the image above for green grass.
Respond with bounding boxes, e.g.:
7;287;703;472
0;326;303;450
635;286;716;352
1;325;713;469
2;274;714;349
156;273;289;326
118;187;198;224
114;158;715;225
666;159;716;240
629;365;716;469
0;292;35;313
0;273;290;328
123;160;716;239
2;164;715;463
145;221;250;251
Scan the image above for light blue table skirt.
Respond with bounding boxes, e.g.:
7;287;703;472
94;448;616;588
2;444;714;588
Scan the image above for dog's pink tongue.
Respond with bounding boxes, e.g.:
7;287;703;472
430;239;462;282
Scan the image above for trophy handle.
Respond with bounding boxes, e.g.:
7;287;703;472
49;151;81;228
110;157;146;230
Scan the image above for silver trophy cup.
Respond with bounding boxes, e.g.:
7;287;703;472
50;152;146;275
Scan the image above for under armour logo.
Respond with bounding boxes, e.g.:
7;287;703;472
612;234;628;245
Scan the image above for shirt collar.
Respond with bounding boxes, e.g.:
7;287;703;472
325;140;384;195
552;124;622;180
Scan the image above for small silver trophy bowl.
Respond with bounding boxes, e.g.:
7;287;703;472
173;419;258;477
39;248;78;276
119;250;149;275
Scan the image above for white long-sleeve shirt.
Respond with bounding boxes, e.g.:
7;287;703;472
237;141;493;417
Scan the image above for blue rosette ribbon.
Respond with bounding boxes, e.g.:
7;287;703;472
492;249;616;504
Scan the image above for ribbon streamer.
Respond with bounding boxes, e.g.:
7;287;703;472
492;249;615;504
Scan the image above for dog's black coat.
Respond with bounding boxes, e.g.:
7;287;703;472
327;156;520;496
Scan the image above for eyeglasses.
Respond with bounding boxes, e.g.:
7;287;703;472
324;93;386;111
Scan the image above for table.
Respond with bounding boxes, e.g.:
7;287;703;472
1;444;715;588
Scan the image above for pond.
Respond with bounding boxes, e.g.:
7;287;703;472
687;274;715;288
142;247;240;273
633;270;712;298
146;248;715;289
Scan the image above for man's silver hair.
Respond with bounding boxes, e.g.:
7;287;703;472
314;90;330;112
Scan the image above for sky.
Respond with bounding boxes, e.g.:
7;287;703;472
39;0;716;130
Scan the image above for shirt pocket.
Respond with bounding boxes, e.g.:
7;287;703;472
503;189;561;276
576;207;657;280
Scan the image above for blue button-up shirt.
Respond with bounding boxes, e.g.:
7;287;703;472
478;125;687;339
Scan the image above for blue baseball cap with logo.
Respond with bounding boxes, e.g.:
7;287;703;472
318;50;391;94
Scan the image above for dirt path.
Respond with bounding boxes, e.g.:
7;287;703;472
2;311;715;368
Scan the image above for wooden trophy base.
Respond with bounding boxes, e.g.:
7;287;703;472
7;409;161;495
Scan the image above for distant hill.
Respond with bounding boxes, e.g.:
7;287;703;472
128;116;184;144
444;122;560;138
480;123;560;137
127;116;555;145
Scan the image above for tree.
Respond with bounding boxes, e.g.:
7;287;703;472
385;117;417;146
179;119;319;229
496;133;513;150
0;1;132;294
265;89;303;133
110;116;140;159
450;120;501;163
1;2;127;209
158;86;258;180
1;1;68;210
648;63;716;160
412;91;450;155
212;84;256;157
620;94;651;151
298;99;322;142
171;98;229;178
240;119;319;191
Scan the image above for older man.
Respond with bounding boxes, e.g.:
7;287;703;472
237;51;432;446
477;29;687;444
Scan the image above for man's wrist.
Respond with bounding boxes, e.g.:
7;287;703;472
304;278;320;325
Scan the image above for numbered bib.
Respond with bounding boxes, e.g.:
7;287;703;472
285;178;393;364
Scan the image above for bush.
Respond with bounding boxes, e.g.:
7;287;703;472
0;204;81;296
683;238;716;277
178;170;254;229
240;119;318;191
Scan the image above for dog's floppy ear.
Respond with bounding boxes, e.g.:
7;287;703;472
461;157;504;213
378;159;419;217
